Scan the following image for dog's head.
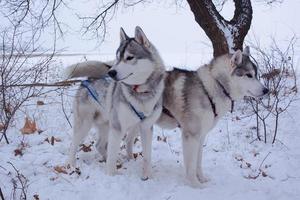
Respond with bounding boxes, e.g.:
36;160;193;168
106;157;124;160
108;26;159;85
229;47;269;99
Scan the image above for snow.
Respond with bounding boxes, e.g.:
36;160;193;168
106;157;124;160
1;55;300;200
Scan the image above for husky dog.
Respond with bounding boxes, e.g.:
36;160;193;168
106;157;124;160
127;46;268;187
66;26;165;180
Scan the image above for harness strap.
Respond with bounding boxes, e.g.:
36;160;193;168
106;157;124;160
198;78;218;117
81;80;102;107
82;78;147;121
129;103;146;121
215;80;234;113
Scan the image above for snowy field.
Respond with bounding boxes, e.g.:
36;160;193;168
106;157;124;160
0;55;300;200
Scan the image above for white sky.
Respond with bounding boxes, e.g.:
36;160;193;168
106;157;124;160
51;0;300;67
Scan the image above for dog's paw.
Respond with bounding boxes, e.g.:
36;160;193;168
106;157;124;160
197;174;210;183
141;176;149;181
98;154;106;163
186;176;205;189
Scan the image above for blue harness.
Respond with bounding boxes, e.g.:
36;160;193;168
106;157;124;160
81;77;146;121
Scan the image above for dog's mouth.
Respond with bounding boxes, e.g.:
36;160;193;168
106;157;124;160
117;73;133;82
247;90;265;99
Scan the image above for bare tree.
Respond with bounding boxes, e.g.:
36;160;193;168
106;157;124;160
246;37;297;144
0;0;65;144
78;0;284;57
0;25;56;144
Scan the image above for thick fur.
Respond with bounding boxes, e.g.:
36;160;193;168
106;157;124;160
63;60;113;79
66;26;165;180
66;36;268;186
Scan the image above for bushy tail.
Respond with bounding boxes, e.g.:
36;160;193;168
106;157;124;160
63;60;114;80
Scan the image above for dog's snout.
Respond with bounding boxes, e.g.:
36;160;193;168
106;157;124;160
108;70;117;78
263;88;269;95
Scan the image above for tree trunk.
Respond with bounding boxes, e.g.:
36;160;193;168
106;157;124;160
186;0;253;57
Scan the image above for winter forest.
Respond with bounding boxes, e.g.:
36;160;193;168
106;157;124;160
0;0;299;199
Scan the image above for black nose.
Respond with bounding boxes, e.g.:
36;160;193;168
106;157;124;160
108;70;117;78
263;88;269;95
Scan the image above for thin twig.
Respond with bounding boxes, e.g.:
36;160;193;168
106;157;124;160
0;187;4;200
0;79;83;88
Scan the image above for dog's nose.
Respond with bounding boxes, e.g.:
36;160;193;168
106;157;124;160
263;88;269;95
108;70;117;78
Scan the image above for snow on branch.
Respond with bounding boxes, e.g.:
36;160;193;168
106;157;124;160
186;0;252;56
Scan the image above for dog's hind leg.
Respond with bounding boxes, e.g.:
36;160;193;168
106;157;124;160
95;122;109;162
140;126;153;180
68;114;93;166
196;134;210;183
182;132;202;188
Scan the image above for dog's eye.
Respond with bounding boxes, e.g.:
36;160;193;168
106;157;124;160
126;56;134;61
246;74;253;78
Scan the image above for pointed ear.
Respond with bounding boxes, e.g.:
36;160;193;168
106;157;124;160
230;50;243;67
135;26;150;48
243;46;250;57
120;27;129;42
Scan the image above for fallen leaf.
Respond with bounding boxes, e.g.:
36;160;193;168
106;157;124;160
14;148;23;156
54;166;68;174
51;136;55;145
20;117;37;134
44;137;50;143
0;123;4;131
262;171;268;177
37;101;45;106
79;144;92;152
157;135;167;142
246;162;252;168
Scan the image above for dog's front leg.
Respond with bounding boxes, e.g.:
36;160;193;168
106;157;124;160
182;132;203;188
196;134;210;183
106;128;123;176
140;125;153;180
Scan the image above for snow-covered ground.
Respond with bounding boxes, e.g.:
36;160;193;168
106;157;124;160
0;55;300;200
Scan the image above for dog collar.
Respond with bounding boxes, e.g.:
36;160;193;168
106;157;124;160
133;85;139;92
132;85;150;94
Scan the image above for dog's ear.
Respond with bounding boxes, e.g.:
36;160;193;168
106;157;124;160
230;50;243;67
135;26;151;48
120;27;129;42
243;46;250;57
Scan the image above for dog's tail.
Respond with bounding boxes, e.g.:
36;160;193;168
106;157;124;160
63;60;114;80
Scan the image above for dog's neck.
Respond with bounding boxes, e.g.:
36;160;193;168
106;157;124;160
197;57;235;116
120;71;165;117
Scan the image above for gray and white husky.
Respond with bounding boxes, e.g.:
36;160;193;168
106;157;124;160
151;47;268;187
125;45;268;187
65;26;165;180
65;26;268;187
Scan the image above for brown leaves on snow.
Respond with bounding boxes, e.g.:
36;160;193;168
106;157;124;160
54;166;68;174
14;142;29;157
0;123;4;131
20;117;37;134
79;143;92;152
44;136;62;145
